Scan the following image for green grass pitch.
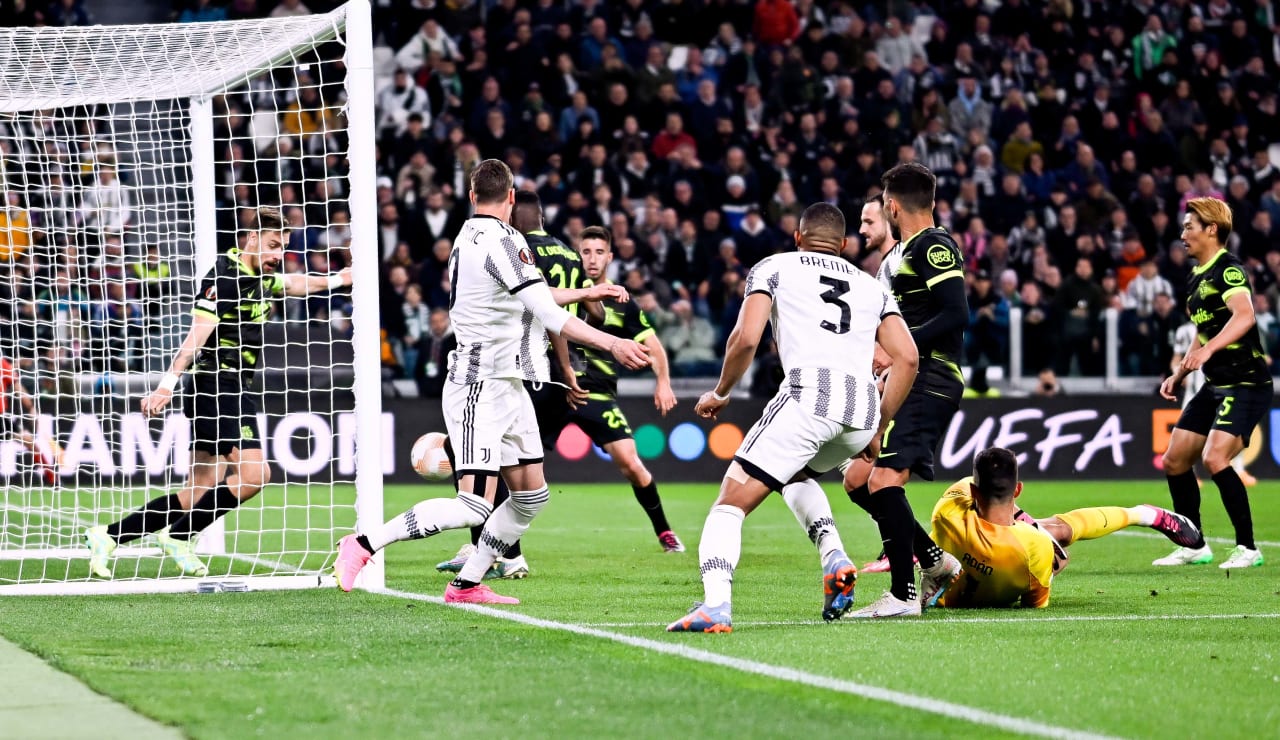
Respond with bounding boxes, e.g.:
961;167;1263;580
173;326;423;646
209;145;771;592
2;479;1279;739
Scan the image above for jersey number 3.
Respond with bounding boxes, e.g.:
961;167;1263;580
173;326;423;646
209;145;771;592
818;276;852;335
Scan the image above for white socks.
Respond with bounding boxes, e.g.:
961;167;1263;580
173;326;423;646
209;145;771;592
781;478;845;562
1128;505;1158;527
457;486;549;583
366;492;491;552
698;504;745;608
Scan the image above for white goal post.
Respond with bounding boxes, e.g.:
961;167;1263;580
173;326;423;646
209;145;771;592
0;1;384;595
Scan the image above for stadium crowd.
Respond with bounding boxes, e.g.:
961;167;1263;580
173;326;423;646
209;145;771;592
2;0;1280;398
361;0;1280;395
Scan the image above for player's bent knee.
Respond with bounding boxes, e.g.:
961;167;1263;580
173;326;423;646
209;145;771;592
237;461;272;493
619;457;648;484
508;486;550;518
454;494;492;528
1162;446;1196;475
1201;451;1233;474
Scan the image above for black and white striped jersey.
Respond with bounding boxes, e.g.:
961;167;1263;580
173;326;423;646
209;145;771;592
876;241;904;292
445;215;551;385
745;251;900;429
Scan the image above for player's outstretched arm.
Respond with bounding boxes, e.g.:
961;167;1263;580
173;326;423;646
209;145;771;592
643;335;677;416
141;311;219;417
550;283;629;307
695;293;771;419
863;313;918;459
282;267;352;296
516;281;649;369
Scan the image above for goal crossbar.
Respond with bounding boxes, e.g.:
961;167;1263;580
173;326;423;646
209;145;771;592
0;9;346;112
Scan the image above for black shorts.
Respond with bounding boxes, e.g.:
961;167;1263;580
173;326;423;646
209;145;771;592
872;390;958;481
184;373;262;456
569;396;633;448
1175;383;1272;446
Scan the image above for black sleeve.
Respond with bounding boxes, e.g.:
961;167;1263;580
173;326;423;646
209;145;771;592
626;301;656;341
911;276;969;349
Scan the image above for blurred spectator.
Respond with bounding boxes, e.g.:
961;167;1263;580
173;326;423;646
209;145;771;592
661;299;719;376
180;0;227;23
77;166;132;245
47;0;91;26
0;192;33;262
1123;291;1183;376
948;75;992;140
966;270;1009;395
378;68;431;142
1055;258;1107;376
397;18;461;72
753;0;799;48
269;0;310;18
1034;368;1064;397
414;307;454;397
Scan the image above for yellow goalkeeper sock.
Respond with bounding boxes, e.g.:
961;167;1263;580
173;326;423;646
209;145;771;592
1055;507;1134;546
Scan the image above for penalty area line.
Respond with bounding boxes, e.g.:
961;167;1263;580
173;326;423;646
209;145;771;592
373;587;1115;740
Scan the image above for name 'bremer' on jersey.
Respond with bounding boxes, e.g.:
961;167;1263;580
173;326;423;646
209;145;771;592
745;251;900;431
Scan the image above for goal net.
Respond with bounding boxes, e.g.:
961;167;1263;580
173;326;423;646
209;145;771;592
0;1;384;595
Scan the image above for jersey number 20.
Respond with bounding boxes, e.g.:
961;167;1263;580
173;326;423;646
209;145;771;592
818;276;852;335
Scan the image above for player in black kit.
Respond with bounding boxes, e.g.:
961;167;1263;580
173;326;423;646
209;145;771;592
843;163;968;617
84;206;351;578
1155;197;1271;570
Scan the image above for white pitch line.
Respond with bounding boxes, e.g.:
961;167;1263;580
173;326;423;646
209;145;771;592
374;587;1116;740
0;501;310;576
581;612;1280;628
1111;530;1280;548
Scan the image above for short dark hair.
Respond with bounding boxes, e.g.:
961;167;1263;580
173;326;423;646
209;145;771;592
250;205;286;234
881;162;937;213
470;158;513;204
798;202;846;252
866;193;884;207
579;225;612;247
973;447;1019;500
511;190;543;232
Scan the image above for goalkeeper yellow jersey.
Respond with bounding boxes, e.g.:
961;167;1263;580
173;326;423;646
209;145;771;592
930;477;1055;609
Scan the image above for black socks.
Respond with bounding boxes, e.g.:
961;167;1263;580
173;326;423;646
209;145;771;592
106;493;186;545
1212;468;1255;550
1166;471;1201;529
633;481;671;535
849;482;940;570
168;485;242;541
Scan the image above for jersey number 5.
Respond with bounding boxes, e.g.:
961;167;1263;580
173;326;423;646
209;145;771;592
818;276;852;335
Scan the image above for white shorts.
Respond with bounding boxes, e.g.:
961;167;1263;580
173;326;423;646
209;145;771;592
442;378;543;473
734;392;876;490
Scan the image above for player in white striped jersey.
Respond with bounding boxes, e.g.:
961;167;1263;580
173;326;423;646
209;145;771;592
335;160;649;602
668;203;919;632
864;194;903;292
852;194;903;573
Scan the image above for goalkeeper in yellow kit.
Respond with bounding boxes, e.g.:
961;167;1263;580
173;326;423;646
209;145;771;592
931;447;1203;608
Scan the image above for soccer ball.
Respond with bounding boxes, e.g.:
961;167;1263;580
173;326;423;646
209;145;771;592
410;432;452;481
